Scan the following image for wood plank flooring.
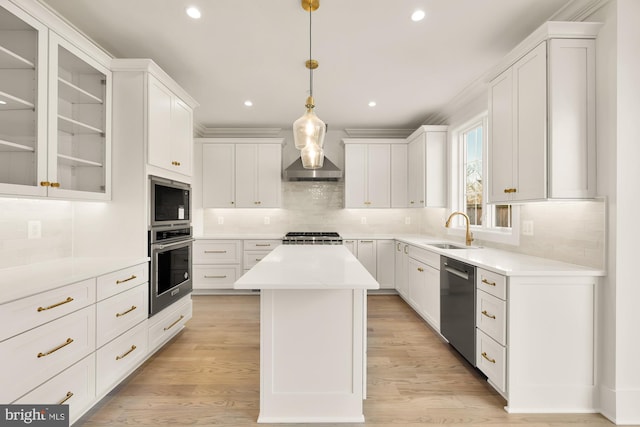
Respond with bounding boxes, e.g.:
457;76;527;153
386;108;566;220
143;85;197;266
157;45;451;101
77;295;614;426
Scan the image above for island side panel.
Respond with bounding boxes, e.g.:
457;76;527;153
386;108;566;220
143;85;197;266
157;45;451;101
259;288;366;423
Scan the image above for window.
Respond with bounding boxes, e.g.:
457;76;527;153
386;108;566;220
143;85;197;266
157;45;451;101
450;114;519;245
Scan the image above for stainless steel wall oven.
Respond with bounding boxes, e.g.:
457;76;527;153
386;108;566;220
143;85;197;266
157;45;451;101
149;225;193;317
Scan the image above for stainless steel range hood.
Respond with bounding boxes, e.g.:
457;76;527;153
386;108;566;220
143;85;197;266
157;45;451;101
283;157;343;181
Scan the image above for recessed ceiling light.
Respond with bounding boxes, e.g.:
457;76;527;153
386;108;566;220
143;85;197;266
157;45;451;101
411;10;426;22
186;7;201;19
244;100;253;107
368;101;377;107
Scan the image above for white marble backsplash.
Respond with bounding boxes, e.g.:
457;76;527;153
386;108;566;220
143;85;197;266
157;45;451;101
0;198;73;269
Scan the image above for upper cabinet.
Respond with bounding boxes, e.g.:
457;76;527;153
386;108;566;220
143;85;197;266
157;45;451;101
0;1;111;200
199;138;283;208
344;140;393;208
488;22;599;204
148;75;193;176
406;126;448;208
111;59;198;182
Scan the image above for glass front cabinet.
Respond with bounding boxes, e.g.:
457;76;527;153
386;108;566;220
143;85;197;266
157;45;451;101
0;1;111;200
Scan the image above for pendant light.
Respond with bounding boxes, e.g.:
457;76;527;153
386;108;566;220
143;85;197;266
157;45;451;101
293;0;326;169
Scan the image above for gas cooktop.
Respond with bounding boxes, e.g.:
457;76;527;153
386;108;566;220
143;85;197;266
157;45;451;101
282;232;342;245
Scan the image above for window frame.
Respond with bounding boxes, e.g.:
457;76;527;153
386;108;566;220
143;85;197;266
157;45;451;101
448;113;520;246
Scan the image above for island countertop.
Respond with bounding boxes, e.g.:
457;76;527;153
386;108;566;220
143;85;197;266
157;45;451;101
234;245;380;290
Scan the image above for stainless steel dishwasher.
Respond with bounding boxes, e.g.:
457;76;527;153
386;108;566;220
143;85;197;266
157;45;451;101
440;256;476;366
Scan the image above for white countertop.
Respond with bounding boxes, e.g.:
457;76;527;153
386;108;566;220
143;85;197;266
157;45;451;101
395;236;605;277
196;233;284;240
234;245;380;290
0;257;150;305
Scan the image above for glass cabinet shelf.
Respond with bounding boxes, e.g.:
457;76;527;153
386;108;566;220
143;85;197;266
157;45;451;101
0;89;34;110
58;114;104;135
57;153;102;167
0;44;34;69
0;138;34;152
58;77;103;104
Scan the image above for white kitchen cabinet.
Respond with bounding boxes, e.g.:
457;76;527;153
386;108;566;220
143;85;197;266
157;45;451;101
390;144;408;208
488;26;597;203
394;241;409;298
343;239;357;255
375;239;395;289
0;2;112;200
202;143;235;207
199;139;283;208
236;143;281;208
193;239;242;291
343;139;406;208
406;126;447;208
243;239;281;274
356;239;377;278
407;245;440;331
148;74;193;176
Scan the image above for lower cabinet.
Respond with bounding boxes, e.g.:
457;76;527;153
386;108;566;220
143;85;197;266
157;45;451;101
406;245;440;331
148;295;192;352
193;239;242;291
344;239;395;289
394;241;409;298
243;239;281;275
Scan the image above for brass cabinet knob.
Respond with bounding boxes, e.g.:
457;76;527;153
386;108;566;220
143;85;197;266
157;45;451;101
50;182;60;188
40;181;51;187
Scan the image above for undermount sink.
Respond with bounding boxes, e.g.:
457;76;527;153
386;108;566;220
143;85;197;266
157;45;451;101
427;242;479;250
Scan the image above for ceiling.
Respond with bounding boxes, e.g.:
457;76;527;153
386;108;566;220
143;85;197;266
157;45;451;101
40;0;575;132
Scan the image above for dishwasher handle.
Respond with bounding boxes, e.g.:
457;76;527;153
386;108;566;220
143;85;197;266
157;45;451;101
444;264;470;281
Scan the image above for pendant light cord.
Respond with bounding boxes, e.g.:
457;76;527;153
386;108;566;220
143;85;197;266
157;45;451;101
309;1;313;99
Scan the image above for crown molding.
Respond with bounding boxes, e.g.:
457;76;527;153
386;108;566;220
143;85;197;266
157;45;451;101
197;127;283;138
550;0;611;21
343;128;415;138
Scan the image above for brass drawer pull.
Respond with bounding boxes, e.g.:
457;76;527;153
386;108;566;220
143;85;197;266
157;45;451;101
164;315;185;331
40;181;51;187
481;352;496;364
59;391;73;405
50;182;61;188
116;274;137;284
115;345;137;361
360;240;373;243
482;278;496;287
205;275;227;279
37;297;74;312
503;188;517;194
116;305;137;317
481;310;496;319
37;338;73;358
205;250;227;254
417;267;424;272
255;244;271;247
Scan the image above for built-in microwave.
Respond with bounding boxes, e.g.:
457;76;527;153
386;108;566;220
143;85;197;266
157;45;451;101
150;176;191;226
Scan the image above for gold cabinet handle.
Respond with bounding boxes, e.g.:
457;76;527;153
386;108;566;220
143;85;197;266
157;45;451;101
164;314;185;331
360;240;373;243
37;338;73;358
481;278;497;287
171;161;181;166
255;244;271;247
40;181;51;187
37;297;74;312
410;201;415;204
205;275;227;279
403;245;408;254
205;250;227;254
50;182;61;188
503;188;517;194
417;267;424;272
481;310;496;319
116;305;137;317
481;351;496;364
115;344;137;361
116;274;137;284
58;391;74;405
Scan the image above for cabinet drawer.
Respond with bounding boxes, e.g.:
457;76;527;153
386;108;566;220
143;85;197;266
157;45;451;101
97;284;149;348
148;296;192;352
0;305;96;403
193;265;241;289
243;251;271;270
476;289;507;345
193;240;241;264
14;354;96;424
408;245;440;269
243;240;281;250
476;329;506;393
96;320;148;396
477;268;506;300
0;278;95;342
97;263;148;301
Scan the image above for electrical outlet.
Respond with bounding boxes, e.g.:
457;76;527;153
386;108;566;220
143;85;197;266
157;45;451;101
405;217;411;225
264;216;270;225
28;220;41;239
522;220;534;236
360;217;367;225
217;216;224;225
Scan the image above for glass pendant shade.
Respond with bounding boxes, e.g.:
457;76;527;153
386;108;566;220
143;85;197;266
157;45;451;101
293;98;326;151
301;142;324;169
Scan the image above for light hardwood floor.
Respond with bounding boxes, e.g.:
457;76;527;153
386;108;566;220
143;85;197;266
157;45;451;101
77;295;615;426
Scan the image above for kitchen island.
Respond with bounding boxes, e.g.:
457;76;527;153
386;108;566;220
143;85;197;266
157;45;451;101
234;245;379;423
